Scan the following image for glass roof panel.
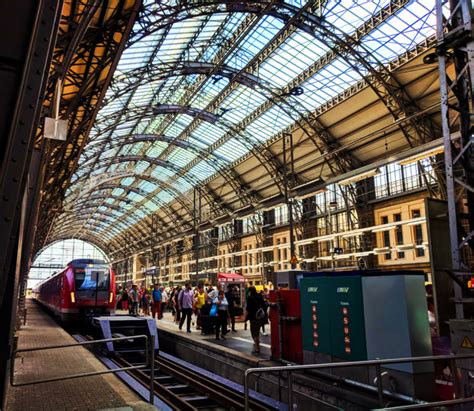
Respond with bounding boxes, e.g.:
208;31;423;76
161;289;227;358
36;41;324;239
188;163;216;181
213;139;248;162
62;1;437;236
156;191;174;203
144;200;160;212
137;180;157;193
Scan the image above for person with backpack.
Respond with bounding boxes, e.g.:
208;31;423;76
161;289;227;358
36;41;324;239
244;286;267;354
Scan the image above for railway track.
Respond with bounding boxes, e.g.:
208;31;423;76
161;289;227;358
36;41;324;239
73;332;277;411
110;352;276;411
75;330;410;410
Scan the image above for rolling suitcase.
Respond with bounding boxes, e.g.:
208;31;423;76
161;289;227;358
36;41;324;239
200;315;215;335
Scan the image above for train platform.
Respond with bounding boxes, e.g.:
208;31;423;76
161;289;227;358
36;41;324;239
117;309;272;360
6;300;153;411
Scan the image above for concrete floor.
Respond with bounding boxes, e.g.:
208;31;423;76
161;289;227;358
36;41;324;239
116;308;272;358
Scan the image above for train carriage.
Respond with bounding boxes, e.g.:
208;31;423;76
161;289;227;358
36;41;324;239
33;259;116;322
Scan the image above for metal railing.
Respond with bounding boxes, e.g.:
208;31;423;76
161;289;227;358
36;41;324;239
11;334;156;404
244;353;474;410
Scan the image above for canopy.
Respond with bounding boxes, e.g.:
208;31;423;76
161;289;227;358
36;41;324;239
218;272;245;282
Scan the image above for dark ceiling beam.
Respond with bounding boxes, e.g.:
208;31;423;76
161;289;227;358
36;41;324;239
100;59;355;177
33;0;142;256
89;107;285;190
0;0;63;310
83;133;257;202
75;11;240;229
57;170;195;238
53;184;175;239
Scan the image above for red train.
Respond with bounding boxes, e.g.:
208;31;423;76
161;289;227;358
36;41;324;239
33;259;116;322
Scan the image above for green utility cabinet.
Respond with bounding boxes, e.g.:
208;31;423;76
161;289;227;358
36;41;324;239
300;273;433;368
301;276;367;361
328;276;367;361
300;277;331;355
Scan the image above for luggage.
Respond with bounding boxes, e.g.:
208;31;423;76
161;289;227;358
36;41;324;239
200;315;215;335
209;304;218;317
232;306;243;317
200;303;212;316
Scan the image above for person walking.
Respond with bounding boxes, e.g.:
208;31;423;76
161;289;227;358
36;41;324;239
243;282;253;331
225;284;237;332
260;288;269;336
213;290;229;340
178;283;194;333
130;285;140;316
245;286;267;354
173;286;182;323
161;286;168;318
120;287;129;312
141;291;150;316
151;284;162;320
194;284;206;330
116;286;123;310
207;283;221;303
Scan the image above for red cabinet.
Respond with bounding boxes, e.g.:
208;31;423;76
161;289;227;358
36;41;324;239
269;290;303;363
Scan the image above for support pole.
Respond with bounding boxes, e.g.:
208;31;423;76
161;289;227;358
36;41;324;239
283;134;296;269
436;0;474;319
194;187;200;283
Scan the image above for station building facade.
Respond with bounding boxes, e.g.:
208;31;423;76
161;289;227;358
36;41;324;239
116;155;439;287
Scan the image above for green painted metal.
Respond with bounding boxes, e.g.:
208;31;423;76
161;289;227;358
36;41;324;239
300;277;331;355
328;276;367;361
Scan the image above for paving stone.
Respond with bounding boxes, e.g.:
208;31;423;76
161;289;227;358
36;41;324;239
6;300;141;411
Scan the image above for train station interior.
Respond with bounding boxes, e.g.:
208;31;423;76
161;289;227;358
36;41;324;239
1;0;474;409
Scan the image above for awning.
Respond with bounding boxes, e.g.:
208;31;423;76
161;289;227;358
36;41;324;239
218;272;245;282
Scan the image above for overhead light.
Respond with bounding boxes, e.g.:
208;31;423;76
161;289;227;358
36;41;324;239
398;147;444;166
397;244;415;251
373;247;391;254
371;223;400;233
406;218;426;226
342;232;364;239
316;256;334;261
338;168;381;186
352;251;373;257
317;236;335;242
295;238;316;246
294;189;327;201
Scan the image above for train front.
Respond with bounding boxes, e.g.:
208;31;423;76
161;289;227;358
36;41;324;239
69;259;116;319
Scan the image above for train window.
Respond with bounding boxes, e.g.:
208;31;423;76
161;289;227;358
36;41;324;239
74;267;110;291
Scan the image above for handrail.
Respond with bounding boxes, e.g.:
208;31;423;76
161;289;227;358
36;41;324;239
244;353;474;410
11;334;156;405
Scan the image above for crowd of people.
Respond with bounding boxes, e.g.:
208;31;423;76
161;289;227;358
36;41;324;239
116;282;270;354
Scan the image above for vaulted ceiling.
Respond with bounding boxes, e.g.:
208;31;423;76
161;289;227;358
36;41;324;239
34;0;446;259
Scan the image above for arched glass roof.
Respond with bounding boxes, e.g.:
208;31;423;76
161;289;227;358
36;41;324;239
50;0;439;253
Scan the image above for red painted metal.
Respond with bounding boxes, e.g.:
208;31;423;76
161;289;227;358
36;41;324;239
33;261;115;321
270;289;303;363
